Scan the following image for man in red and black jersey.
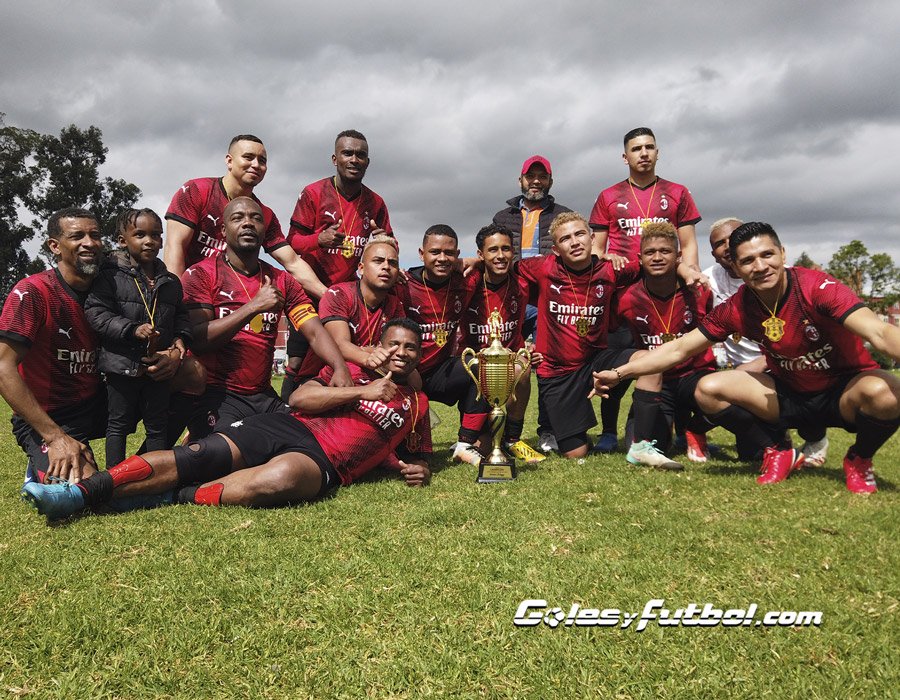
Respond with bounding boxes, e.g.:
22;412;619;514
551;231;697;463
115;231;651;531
0;208;184;485
22;319;431;519
517;212;696;464
594;222;900;493
460;224;544;463
164;134;324;297
181;197;351;437
282;236;405;394
282;130;393;395
395;225;489;465
588;127;705;452
614;222;719;463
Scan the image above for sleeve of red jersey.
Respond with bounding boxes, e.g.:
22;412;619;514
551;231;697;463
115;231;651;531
676;188;702;227
0;279;45;347
589;191;611;229
287;186;321;254
614;260;643;287
181;264;214;310
811;271;868;322
318;284;350;323
375;199;393;235
514;256;544;287
697;293;739;342
283;274;318;331
262;207;289;254
165;179;203;229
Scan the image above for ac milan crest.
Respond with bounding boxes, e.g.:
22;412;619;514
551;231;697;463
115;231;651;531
804;324;820;342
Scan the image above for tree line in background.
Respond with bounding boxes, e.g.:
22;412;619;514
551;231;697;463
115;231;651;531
0;113;140;298
1;115;898;314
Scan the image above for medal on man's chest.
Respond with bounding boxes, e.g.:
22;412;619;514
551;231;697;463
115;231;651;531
575;316;590;337
340;235;355;259
762;317;785;342
249;314;264;333
661;333;676;343
434;327;449;347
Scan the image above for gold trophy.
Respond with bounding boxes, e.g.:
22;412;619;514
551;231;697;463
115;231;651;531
461;310;531;483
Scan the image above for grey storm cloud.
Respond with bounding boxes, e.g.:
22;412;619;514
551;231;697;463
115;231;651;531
2;0;899;267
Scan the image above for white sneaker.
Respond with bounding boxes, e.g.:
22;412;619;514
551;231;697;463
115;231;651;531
538;432;558;452
453;442;483;466
626;440;684;471
800;436;829;467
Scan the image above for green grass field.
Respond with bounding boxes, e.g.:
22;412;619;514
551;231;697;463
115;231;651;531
1;378;897;699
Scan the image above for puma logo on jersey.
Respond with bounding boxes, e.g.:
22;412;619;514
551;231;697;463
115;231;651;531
185;268;196;275
549;283;563;294
219;290;236;301
408;305;421;314
617;202;629;210
206;214;220;226
327;288;340;296
636;315;649;324
349;322;358;332
181;184;189;193
58;327;73;339
12;289;28;301
819;279;836;290
324;211;337;221
230;420;244;428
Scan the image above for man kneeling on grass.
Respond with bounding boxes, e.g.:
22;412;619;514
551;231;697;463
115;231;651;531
22;319;431;520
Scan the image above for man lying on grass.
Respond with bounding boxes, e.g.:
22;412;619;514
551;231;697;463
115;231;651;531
592;222;900;494
22;318;431;520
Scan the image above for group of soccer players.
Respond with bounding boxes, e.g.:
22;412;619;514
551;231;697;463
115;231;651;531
7;125;900;523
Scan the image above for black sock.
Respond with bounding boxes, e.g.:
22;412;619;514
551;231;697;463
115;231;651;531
633;389;663;443
600;396;622;435
75;471;114;507
175;485;199;505
851;412;900;459
503;418;524;444
706;405;779;455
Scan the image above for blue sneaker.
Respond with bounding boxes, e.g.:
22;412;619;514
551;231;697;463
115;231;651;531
593;433;619;454
21;481;85;520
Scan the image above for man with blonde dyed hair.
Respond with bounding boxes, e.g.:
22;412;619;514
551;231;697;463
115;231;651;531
512;212;696;460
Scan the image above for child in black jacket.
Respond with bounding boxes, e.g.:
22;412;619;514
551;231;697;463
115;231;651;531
86;209;192;466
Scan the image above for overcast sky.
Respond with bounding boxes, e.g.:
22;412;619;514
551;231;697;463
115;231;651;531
3;1;899;271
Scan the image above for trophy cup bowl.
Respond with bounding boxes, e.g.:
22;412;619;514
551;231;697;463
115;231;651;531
461;333;531;483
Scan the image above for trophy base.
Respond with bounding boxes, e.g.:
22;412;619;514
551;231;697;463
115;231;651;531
477;458;517;483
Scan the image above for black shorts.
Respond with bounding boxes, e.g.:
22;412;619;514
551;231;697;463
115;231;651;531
216;413;339;495
13;392;107;483
537;348;637;442
773;374;857;433
421;356;489;414
660;370;714;423
190;386;290;438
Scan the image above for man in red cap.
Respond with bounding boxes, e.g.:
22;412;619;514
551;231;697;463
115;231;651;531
491;156;573;452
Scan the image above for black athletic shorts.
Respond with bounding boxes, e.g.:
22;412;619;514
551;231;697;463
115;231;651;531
421;356;489;414
216;413;340;495
660;370;715;422
773;373;857;434
190;385;290;438
537;348;637;442
14;392;107;484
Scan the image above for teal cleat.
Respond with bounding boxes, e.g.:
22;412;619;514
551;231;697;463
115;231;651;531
21;481;86;520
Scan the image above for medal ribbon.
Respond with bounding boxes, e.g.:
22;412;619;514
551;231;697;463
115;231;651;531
627;177;658;229
645;282;677;339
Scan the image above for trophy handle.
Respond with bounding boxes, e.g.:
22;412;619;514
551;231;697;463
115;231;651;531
507;349;532;405
460;348;483;401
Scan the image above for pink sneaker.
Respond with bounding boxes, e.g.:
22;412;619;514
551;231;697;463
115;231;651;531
757;447;805;485
843;453;877;494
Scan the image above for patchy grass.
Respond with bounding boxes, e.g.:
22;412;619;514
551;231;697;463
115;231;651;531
0;378;897;698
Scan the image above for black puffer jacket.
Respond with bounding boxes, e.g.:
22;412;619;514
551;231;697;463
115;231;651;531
85;251;192;376
491;194;573;259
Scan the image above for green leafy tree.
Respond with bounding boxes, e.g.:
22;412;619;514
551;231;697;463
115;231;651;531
827;240;899;313
0;114;45;298
793;251;820;270
26;124;141;257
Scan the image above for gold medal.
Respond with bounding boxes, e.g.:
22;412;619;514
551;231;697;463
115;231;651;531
731;332;742;344
575;316;590;337
661;333;676;343
406;432;421;452
434;327;448;347
249;314;264;333
340;235;355;259
762;317;785;342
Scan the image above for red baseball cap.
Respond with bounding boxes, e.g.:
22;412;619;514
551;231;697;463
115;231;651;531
521;155;552;176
